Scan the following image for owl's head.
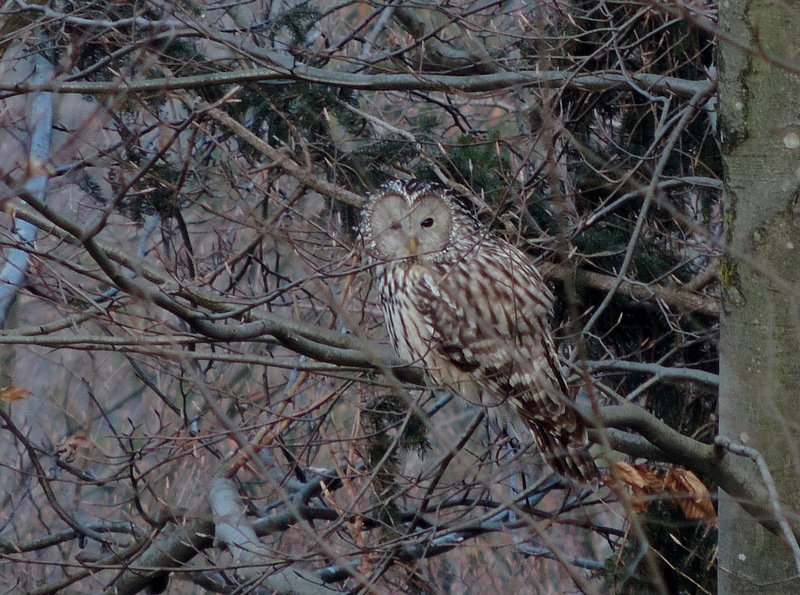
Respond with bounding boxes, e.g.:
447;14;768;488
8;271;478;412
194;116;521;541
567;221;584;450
358;180;481;264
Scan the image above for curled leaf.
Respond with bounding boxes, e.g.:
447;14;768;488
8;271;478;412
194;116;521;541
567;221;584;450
0;386;33;403
609;461;666;513
666;468;717;526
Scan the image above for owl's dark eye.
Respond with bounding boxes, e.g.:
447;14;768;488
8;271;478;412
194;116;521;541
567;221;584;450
420;217;434;228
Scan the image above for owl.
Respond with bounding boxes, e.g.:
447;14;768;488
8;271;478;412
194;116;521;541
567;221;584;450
357;179;599;483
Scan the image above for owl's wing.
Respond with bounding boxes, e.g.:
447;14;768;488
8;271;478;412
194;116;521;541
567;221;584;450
414;242;599;482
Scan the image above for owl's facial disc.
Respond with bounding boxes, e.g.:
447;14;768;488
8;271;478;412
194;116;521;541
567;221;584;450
369;193;452;260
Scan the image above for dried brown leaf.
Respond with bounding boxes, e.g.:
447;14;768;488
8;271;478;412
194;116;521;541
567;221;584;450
0;386;33;402
609;461;666;513
666;468;717;526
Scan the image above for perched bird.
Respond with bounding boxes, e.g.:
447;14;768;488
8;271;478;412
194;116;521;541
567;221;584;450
357;179;599;483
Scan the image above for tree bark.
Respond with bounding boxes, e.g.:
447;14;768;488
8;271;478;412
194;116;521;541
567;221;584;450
718;1;800;592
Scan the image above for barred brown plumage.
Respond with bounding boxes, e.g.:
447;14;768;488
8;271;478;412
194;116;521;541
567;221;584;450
357;179;600;484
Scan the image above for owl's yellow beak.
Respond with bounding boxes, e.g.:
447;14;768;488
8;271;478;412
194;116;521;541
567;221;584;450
407;236;418;255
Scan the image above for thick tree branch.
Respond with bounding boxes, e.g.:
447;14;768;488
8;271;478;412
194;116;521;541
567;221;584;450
589;404;797;538
546;263;720;316
0;20;710;102
199;100;364;207
210;477;344;595
0;67;710;98
584;359;719;385
100;511;215;595
391;6;498;74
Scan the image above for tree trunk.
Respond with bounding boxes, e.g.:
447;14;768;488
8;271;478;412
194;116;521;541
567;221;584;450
718;1;800;593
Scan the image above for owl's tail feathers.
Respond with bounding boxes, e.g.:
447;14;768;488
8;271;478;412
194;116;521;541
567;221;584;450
535;429;602;487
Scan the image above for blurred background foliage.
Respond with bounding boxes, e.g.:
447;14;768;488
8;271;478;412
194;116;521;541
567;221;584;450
0;0;722;592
